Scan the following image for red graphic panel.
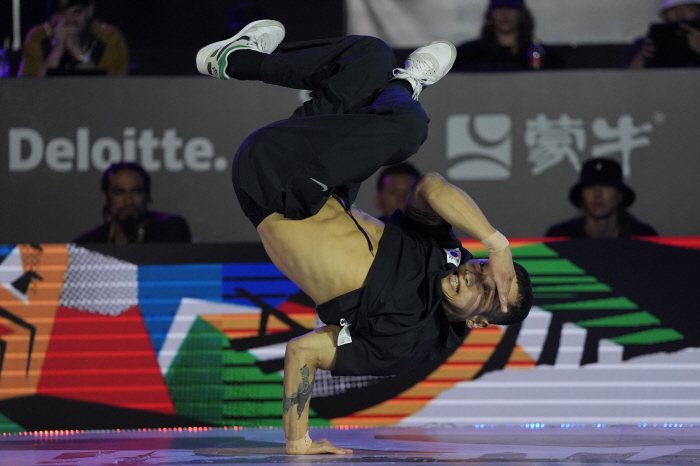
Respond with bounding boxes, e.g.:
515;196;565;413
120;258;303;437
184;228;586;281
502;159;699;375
638;236;700;251
37;306;174;414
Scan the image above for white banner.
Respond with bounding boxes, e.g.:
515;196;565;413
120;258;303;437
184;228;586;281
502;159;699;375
346;0;662;47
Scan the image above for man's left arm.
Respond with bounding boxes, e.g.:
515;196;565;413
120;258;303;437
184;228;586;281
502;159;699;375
406;173;514;313
98;25;129;75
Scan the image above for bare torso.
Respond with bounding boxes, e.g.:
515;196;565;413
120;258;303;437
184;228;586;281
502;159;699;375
256;197;386;305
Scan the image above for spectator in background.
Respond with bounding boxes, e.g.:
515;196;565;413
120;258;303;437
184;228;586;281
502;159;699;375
226;2;267;37
452;0;565;72
374;162;421;220
0;47;10;77
545;158;658;239
18;0;128;77
626;0;700;68
0;0;11;76
75;162;191;244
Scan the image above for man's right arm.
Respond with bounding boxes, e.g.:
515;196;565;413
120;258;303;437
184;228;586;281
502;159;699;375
283;326;351;455
407;173;494;239
19;23;68;77
406;173;514;313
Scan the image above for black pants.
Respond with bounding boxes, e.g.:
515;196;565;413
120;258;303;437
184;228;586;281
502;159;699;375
232;36;430;227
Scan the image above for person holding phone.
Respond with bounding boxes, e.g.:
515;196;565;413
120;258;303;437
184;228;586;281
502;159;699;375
626;0;700;68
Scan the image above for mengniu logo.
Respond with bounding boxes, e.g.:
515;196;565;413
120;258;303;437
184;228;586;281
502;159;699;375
446;114;512;181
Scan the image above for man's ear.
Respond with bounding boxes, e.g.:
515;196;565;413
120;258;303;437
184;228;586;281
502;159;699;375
466;316;489;329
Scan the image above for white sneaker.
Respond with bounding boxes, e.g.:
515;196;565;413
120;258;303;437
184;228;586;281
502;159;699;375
196;20;285;79
391;40;457;99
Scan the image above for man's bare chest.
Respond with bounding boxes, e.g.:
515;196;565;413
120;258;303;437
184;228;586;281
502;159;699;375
256;201;385;304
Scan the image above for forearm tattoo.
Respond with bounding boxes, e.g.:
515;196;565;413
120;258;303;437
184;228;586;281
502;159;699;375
405;203;447;226
282;365;314;420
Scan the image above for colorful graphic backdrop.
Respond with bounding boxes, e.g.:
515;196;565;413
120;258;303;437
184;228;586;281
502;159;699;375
0;239;698;433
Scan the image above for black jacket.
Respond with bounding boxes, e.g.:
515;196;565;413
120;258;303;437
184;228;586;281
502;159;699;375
75;211;191;244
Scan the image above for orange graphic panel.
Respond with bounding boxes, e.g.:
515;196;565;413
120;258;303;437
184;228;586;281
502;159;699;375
0;244;69;400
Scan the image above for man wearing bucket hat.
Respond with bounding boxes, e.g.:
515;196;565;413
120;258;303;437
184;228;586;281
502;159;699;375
452;0;565;72
545;158;658;238
19;0;129;76
626;0;700;68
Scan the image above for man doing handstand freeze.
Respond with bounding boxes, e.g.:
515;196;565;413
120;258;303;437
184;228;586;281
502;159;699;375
196;20;533;455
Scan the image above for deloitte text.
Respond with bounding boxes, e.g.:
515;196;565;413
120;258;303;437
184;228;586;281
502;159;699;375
8;127;228;172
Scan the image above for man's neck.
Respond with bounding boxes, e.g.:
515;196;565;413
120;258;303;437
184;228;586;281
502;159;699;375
584;212;619;239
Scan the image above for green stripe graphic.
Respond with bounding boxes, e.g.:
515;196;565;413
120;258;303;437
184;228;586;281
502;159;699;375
531;276;599;284
517;258;586;275
612;328;684;345
543;296;638;311
578;311;661;328
534;283;612;293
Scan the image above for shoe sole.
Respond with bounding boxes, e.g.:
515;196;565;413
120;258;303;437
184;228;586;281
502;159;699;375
196;19;285;75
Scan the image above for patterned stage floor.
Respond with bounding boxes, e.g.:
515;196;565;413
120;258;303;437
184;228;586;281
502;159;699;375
1;425;699;465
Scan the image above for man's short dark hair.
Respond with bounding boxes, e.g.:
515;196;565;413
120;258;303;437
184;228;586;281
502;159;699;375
484;261;533;326
101;161;152;203
375;162;421;193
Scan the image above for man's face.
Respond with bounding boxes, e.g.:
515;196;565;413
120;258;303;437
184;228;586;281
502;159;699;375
663;4;700;22
441;259;519;328
491;7;521;35
581;184;622;219
374;173;416;217
103;170;148;223
55;4;93;32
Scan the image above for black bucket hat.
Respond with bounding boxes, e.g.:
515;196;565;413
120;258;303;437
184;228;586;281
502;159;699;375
569;158;636;208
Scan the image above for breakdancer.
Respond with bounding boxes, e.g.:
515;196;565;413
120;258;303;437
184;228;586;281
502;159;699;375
196;20;533;455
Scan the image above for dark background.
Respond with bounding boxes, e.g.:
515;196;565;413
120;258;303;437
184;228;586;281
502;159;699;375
1;0;635;77
1;0;346;76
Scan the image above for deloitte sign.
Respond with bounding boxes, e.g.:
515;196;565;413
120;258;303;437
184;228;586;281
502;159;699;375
8;127;228;172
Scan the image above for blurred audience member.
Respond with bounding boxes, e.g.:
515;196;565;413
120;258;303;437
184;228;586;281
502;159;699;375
452;0;565;72
0;47;10;77
75;162;192;244
545;158;658;239
626;0;700;68
19;0;128;77
374;162;421;220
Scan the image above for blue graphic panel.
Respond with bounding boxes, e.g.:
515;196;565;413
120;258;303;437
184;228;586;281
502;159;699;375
137;262;301;353
0;245;13;262
222;263;300;310
222;263;286;278
221;280;300;296
138;264;222;352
